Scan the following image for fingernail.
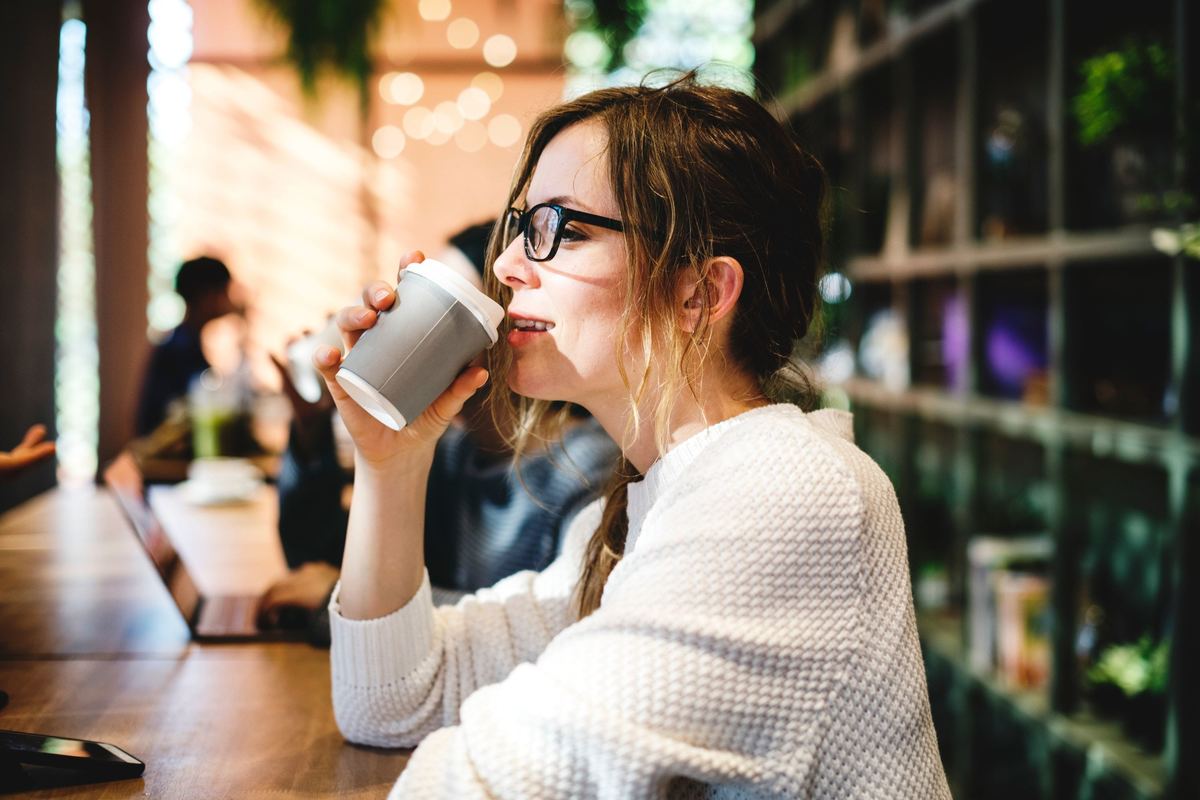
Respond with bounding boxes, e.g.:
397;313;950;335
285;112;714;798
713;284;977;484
316;346;337;363
373;289;390;305
356;308;373;322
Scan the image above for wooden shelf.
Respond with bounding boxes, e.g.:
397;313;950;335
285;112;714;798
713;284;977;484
757;1;1196;793
837;378;1200;469
843;229;1160;281
768;0;985;118
920;612;1167;799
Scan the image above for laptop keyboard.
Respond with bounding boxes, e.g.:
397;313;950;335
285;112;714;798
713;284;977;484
196;596;259;637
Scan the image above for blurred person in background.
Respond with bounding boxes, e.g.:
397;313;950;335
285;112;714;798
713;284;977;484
258;221;619;643
134;255;239;435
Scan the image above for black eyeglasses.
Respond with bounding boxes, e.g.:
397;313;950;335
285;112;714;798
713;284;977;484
503;202;624;262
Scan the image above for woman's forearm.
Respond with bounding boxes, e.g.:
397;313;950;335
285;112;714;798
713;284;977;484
336;450;433;619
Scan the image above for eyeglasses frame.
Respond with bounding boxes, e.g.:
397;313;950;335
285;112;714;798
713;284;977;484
504;202;624;262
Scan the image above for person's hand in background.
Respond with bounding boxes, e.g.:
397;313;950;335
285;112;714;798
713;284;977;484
257;561;341;627
0;425;56;479
270;342;336;458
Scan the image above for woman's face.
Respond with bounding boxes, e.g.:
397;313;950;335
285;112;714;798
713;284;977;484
493;120;633;407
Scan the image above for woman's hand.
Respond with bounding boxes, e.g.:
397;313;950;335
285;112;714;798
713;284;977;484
313;250;489;471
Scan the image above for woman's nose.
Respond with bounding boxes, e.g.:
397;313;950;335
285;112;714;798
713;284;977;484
492;237;539;290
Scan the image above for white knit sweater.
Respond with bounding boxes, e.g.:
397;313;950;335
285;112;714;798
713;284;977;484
329;405;951;799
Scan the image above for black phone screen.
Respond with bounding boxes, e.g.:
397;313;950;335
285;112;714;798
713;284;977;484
0;728;144;780
1;731;130;762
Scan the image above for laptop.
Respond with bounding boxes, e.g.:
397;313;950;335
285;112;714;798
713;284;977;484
104;453;303;642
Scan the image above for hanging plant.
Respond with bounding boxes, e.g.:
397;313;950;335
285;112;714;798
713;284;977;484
568;0;648;72
593;0;647;70
1071;37;1173;148
255;0;388;110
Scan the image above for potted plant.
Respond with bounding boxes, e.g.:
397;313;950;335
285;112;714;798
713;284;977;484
1085;636;1169;751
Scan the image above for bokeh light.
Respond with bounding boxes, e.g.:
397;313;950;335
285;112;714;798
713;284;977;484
418;0;451;22
454;121;488;152
487;114;522;148
483;34;518;67
471;71;504;102
456;86;491;120
433;100;464;133
384;72;424;105
447;18;479;49
819;272;853;304
372;125;406;158
426;127;453;146
403;106;435;140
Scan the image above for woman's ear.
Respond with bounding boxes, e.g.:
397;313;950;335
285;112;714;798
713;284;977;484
677;257;745;334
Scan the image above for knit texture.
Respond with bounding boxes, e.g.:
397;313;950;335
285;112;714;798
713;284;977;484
329;405;950;799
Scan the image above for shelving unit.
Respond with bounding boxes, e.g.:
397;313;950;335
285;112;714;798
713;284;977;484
754;0;1196;797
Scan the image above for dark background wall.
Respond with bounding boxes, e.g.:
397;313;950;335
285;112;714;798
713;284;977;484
0;2;62;513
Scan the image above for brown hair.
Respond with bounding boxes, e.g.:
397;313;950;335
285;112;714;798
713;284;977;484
483;74;827;617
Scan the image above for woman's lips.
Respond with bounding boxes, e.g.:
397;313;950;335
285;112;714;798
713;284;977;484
507;314;554;346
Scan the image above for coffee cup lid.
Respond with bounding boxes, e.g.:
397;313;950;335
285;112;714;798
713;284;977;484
405;259;504;344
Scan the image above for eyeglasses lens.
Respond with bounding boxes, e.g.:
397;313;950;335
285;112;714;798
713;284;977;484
528;205;560;260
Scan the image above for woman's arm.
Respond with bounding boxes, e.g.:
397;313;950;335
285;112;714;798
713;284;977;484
329;501;596;746
312;250;489;620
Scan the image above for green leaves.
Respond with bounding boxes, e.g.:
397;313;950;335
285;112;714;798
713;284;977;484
255;0;388;107
1086;636;1169;698
1072;38;1174;148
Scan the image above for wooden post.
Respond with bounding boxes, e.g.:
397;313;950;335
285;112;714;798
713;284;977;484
84;0;150;470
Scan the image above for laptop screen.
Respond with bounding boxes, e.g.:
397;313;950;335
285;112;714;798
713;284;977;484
104;454;203;627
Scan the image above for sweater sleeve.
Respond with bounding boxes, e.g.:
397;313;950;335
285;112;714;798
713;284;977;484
328;498;599;748
390;427;874;799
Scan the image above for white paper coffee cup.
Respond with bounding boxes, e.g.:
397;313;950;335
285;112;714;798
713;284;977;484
335;259;504;430
286;317;344;404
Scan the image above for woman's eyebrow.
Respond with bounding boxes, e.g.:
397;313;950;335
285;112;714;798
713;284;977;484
544;195;623;223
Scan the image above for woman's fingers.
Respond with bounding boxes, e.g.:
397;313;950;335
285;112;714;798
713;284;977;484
333;303;379;351
396;249;426;281
409;367;489;440
312;345;349;398
362;280;395;312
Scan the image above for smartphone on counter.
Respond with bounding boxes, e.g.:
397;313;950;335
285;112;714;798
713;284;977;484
0;728;145;780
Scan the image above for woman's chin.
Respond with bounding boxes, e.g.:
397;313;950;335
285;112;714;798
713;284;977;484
507;371;566;403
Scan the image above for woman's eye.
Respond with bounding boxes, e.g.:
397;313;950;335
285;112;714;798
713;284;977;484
560;226;587;242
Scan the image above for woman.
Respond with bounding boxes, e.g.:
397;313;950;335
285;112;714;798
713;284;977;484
315;76;950;798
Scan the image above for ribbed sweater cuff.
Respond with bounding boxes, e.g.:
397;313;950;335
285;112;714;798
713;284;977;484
328;572;436;687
